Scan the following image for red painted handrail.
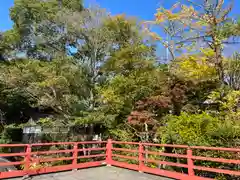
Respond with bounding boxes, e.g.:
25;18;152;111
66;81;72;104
0;140;239;180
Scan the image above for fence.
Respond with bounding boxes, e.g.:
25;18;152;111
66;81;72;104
0;140;239;179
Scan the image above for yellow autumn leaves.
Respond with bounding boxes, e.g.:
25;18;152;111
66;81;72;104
171;49;217;82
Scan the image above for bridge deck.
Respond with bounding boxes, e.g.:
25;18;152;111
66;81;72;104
9;166;174;180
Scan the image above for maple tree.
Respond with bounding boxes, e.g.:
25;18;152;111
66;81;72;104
0;1;240;178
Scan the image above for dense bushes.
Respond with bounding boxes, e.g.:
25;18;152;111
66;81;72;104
1;0;240;179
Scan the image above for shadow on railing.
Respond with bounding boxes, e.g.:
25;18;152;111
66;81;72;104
0;140;239;180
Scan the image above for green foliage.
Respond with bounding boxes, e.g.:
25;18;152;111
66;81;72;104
0;3;239;176
0;124;22;153
158;112;240;179
103;14;140;48
150;0;240;84
103;43;156;75
109;125;136;141
224;53;240;90
159;112;240;147
0;1;240;178
99;67;167;117
38;117;54;126
0;58;90;117
171;49;217;83
159;112;218;146
7;0;84;60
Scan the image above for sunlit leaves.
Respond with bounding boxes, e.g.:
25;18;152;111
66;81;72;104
103;43;155;75
103;14;140;47
159;112;240;147
171;52;217;83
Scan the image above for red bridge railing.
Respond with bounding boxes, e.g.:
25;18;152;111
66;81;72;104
0;140;239;179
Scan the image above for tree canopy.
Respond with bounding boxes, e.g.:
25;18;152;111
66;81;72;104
0;1;240;177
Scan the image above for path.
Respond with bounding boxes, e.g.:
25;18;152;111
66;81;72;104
8;166;175;180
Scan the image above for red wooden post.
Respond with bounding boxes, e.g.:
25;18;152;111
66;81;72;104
138;143;144;172
72;142;78;170
106;139;112;166
187;147;194;177
24;144;31;173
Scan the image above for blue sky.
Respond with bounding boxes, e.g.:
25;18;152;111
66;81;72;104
2;0;239;31
0;0;172;31
0;1;14;31
1;0;239;56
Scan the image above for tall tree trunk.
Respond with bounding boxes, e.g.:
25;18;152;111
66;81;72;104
87;49;98;154
215;43;224;84
211;18;225;85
